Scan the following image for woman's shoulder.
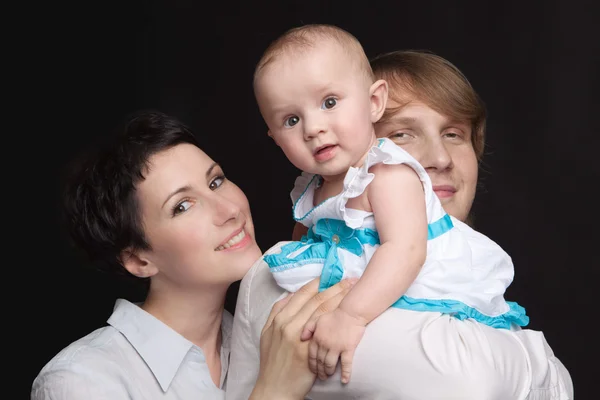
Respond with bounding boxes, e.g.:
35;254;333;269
41;325;120;366
31;326;124;396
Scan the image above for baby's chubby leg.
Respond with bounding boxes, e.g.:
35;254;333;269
265;241;326;293
309;308;572;400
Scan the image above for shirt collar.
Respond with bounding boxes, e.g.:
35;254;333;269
107;299;233;392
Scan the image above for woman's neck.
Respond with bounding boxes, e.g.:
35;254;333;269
141;283;227;352
142;283;227;386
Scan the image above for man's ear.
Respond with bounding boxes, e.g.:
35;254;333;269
369;79;389;123
119;248;158;278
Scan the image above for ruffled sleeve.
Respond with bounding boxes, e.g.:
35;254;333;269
290;172;320;226
290;171;316;204
338;138;431;229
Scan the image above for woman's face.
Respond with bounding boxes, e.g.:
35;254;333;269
375;100;478;222
133;143;262;289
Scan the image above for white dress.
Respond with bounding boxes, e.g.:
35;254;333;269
264;138;528;329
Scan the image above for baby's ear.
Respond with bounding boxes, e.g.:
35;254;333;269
369;79;389;123
268;130;280;146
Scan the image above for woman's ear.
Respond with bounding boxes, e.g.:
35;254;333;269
119;248;158;278
369;79;389;123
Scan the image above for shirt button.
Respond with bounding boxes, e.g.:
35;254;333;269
331;234;340;244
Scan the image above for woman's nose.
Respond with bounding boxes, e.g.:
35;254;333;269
212;195;241;226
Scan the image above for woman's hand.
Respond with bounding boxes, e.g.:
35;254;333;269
249;277;357;400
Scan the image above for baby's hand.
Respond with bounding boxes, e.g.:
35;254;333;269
303;308;366;383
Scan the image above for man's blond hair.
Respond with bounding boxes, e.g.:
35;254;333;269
371;50;487;160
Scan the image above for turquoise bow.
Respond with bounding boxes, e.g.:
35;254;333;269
303;219;379;291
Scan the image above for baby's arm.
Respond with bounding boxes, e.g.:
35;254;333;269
292;222;308;241
306;163;428;383
338;162;427;324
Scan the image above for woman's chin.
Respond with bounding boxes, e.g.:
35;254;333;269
226;241;263;280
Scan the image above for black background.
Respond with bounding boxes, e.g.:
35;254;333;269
21;1;598;398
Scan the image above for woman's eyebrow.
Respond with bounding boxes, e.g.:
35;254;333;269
162;185;192;209
206;162;219;178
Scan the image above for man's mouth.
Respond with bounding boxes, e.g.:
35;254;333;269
433;185;456;199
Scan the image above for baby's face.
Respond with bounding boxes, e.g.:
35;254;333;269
254;40;380;180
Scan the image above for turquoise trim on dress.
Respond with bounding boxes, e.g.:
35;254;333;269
264;215;527;329
266;214;453;286
292;175;335;223
391;296;529;329
264;219;379;291
292;175;318;222
263;241;327;272
307;219;380;291
428;213;454;240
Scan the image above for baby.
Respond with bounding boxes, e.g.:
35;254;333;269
253;24;528;383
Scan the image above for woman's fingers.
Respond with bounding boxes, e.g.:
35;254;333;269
300;317;316;341
270;278;357;338
294;278;358;328
270;278;321;326
302;281;356;337
261;292;293;337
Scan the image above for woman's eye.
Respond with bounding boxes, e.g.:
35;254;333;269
322;97;337;109
284;116;299;127
173;200;192;216
209;176;225;190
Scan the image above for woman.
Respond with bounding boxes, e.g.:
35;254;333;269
30;110;351;399
227;50;573;399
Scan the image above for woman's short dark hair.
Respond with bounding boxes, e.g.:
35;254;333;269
62;110;202;277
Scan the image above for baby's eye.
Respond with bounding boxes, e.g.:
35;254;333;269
322;97;337;109
284;116;300;127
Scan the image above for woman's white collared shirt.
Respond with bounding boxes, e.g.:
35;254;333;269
32;298;232;399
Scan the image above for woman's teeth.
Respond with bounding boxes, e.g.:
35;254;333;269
216;230;246;251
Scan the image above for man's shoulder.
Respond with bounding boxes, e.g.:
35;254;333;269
237;242;290;324
241;241;289;298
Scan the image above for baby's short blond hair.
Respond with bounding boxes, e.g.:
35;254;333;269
254;24;374;87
